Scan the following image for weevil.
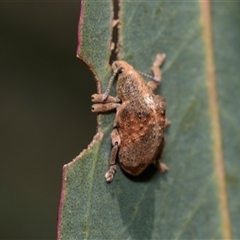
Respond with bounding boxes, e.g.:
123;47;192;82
92;54;170;183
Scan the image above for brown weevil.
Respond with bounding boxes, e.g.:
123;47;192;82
92;54;170;183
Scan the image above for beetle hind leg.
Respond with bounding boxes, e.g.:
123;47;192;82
154;137;169;173
155;159;169;173
158;162;169;173
105;128;121;183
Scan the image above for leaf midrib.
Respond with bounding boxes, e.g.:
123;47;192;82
200;1;231;238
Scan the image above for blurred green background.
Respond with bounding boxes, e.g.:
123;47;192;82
0;2;96;239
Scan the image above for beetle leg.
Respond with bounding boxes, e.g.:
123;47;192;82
165;118;171;128
154;137;169;173
92;94;120;103
155;159;169;173
91;94;121;113
158;162;169;173
105;128;120;183
92;103;120;113
105;145;118;182
148;53;166;91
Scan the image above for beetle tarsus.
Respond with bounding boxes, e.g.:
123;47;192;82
159;162;169;173
105;165;117;183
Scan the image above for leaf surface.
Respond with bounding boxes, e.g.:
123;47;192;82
57;1;240;239
212;2;240;237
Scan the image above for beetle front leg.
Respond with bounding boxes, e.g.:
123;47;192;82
148;53;166;91
105;128;120;183
92;103;121;113
91;94;121;113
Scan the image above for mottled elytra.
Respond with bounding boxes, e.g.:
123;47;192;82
92;54;170;183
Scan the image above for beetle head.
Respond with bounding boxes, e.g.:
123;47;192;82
112;61;135;77
102;61;136;101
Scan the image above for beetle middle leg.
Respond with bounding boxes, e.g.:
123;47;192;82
148;53;166;91
105;128;120;182
91;94;121;113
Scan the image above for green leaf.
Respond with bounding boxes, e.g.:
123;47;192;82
57;1;240;239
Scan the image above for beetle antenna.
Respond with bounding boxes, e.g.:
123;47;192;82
138;71;161;83
102;70;118;101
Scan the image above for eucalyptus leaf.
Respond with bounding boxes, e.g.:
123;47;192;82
57;1;240;239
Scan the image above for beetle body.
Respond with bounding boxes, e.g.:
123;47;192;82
113;61;166;175
91;54;169;182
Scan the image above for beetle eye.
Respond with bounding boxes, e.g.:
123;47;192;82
118;67;125;74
